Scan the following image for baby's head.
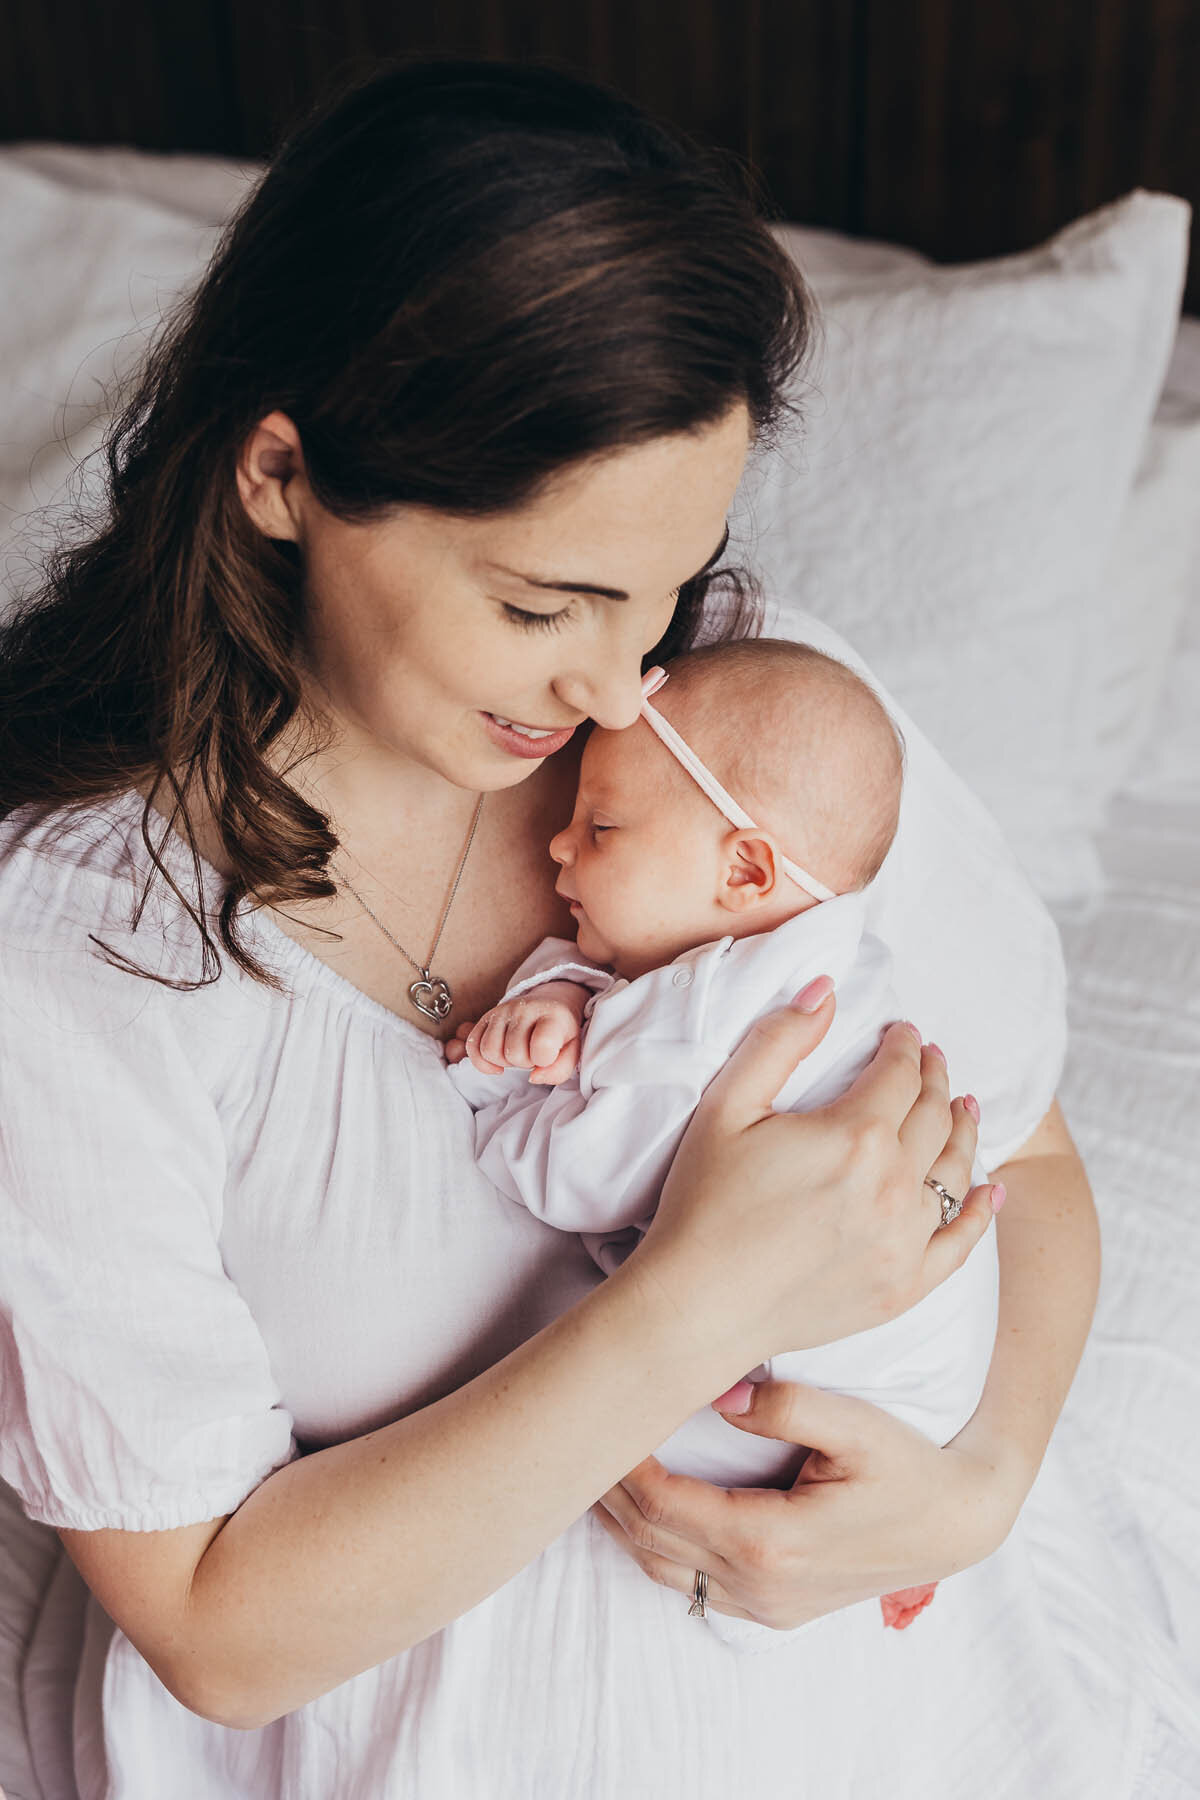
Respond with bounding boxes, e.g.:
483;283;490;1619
549;639;904;979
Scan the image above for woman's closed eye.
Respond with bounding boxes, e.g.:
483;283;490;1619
502;582;678;631
500;601;575;632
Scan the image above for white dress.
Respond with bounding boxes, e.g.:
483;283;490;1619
449;898;998;1489
1;622;1196;1800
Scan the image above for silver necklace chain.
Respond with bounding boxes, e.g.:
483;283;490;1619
337;794;484;1021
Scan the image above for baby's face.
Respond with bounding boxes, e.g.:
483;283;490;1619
548;721;728;979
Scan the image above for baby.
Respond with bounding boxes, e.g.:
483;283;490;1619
446;638;998;1642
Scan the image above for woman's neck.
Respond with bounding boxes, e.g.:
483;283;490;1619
278;700;481;839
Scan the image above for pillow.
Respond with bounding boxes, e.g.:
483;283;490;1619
1122;316;1200;805
0;150;253;606
742;193;1191;904
1090;378;1200;802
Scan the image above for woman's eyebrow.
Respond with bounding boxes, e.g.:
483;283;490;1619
488;525;730;601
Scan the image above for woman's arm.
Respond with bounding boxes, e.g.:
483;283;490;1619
591;1096;1099;1623
61;1003;988;1730
66;1247;756;1730
946;1098;1100;1534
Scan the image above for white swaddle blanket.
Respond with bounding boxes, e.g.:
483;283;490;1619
448;892;999;1495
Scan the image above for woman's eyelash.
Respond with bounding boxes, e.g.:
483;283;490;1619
501;602;573;632
503;580;680;632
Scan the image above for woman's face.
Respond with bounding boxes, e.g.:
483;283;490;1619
239;406;751;791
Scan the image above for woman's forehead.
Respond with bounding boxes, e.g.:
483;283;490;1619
477;409;749;587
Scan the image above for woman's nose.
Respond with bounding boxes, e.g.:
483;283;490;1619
554;661;644;732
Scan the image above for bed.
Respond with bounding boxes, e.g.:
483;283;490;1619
0;143;1197;1798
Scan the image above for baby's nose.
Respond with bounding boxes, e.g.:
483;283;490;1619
548;827;574;867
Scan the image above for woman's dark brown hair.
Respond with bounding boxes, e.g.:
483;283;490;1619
0;58;813;986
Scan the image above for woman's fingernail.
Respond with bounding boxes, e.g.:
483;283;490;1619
712;1379;756;1415
991;1183;1007;1213
963;1094;980;1123
792;975;834;1013
927;1042;946;1064
897;1020;922;1042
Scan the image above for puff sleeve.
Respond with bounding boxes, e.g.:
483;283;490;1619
0;908;296;1533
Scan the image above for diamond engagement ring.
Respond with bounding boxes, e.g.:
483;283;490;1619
688;1569;709;1618
924;1177;964;1228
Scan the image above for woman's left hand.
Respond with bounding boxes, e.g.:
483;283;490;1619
596;1102;1097;1628
592;1378;1025;1628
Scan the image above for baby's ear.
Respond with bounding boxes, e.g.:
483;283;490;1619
716;831;780;912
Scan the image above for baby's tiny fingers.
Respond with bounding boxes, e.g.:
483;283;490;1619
468;1013;508;1075
529;1040;580;1085
476;1012;511;1067
529;1014;569;1068
500;1016;537;1069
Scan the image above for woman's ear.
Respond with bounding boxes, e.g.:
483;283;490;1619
235;411;307;543
716;830;780;913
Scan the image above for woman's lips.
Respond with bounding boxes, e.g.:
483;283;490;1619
482;712;577;759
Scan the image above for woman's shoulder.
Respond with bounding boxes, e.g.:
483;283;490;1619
0;791;223;1004
0;792;439;1063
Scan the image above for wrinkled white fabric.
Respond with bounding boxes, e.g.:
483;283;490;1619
450;899;998;1491
2;627;1195;1798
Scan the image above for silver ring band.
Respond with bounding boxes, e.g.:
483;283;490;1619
687;1568;709;1618
925;1176;964;1228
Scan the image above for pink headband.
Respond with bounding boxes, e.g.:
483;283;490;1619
639;667;838;904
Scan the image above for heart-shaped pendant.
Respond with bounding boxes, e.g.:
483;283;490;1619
409;973;452;1021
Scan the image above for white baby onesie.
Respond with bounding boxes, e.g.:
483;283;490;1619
449;890;999;1495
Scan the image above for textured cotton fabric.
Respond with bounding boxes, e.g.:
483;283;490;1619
3;632;1191;1799
753;193;1191;904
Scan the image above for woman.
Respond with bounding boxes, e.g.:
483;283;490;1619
0;60;1104;1798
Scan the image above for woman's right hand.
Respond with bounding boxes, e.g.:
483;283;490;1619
634;978;996;1368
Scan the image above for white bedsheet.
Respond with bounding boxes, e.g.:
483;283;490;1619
1053;783;1200;1680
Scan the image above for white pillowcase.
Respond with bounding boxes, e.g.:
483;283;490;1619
1090;376;1200;804
0;149;255;604
744;193;1191;904
1121;317;1200;806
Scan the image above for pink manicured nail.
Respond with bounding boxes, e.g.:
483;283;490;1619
897;1020;922;1042
963;1094;981;1123
991;1184;1007;1213
792;975;834;1014
712;1379;756;1415
927;1042;946;1064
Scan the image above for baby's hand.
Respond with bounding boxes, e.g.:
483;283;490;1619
447;981;590;1085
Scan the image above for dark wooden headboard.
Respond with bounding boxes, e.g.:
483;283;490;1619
3;0;1198;311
